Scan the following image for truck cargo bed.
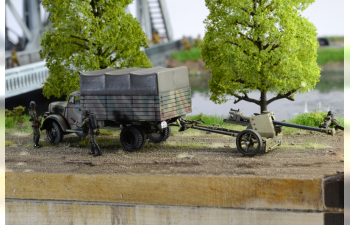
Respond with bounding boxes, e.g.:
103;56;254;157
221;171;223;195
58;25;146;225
80;87;191;121
78;66;192;122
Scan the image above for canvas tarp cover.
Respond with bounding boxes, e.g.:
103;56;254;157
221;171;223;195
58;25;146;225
80;66;189;96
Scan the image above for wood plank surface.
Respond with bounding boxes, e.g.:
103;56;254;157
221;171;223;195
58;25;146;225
5;172;323;210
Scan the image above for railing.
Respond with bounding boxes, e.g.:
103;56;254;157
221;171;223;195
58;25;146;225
5;49;43;69
5;61;49;98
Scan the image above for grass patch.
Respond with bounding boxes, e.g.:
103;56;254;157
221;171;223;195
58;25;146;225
171;47;201;62
327;36;344;42
100;129;120;136
287;110;327;127
165;141;206;148
5;141;15;147
177;152;195;159
279;143;328;150
287;110;344;128
174;111;344;137
171;45;343;65
171;114;245;137
317;47;344;65
6;106;33;135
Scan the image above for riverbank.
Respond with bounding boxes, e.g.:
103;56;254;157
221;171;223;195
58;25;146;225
167;58;344;75
169;45;344;74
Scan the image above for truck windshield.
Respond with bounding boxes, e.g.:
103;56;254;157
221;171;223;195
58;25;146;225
75;96;80;104
68;96;74;104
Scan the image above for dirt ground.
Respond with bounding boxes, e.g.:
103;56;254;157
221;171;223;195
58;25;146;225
5;130;344;179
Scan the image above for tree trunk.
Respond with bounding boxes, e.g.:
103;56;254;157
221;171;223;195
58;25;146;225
260;91;267;113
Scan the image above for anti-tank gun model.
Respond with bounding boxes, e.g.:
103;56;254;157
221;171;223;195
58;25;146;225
177;109;335;157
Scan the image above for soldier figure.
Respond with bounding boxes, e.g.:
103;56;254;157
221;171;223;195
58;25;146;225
75;110;102;156
30;101;41;148
11;48;20;67
320;111;344;130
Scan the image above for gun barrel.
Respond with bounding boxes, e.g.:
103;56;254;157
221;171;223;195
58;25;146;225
273;121;322;132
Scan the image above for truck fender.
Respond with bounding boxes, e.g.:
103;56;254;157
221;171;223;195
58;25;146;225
40;114;70;132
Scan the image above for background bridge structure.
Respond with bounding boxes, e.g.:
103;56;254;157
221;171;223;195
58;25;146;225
5;39;184;99
5;0;181;99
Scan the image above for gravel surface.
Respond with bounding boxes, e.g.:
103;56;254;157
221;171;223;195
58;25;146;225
5;130;344;179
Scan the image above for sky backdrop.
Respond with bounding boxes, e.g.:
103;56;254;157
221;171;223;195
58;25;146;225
3;0;345;43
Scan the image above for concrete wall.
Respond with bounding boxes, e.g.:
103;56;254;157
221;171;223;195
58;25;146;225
6;199;325;225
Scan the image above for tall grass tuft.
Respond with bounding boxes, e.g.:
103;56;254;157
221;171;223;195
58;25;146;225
287;111;327;128
287;110;344;128
6;106;33;134
5;106;26;128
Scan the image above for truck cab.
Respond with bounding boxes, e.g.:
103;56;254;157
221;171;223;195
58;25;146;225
67;91;82;129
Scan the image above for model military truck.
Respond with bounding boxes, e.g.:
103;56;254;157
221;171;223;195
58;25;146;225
40;66;192;151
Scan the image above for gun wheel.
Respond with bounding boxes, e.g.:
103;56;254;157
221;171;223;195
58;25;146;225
236;129;263;157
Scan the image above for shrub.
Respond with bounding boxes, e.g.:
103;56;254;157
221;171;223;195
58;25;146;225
5;106;26;128
287;110;344;128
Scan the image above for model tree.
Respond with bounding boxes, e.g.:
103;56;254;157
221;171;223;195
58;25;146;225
201;0;321;113
40;0;152;99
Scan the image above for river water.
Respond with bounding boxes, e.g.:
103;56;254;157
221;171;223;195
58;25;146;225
7;70;343;120
188;71;344;120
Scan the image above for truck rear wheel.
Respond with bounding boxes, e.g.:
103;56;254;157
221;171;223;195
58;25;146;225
137;127;147;149
148;126;171;143
120;126;144;152
46;121;63;144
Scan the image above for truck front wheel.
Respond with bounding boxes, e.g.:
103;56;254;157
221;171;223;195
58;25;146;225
46;121;63;144
120;126;144;152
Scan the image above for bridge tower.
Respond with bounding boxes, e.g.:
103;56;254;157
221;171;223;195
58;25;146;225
5;0;47;51
5;0;173;68
136;0;173;42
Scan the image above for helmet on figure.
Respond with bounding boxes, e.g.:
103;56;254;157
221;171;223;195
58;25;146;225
29;101;36;108
83;109;90;116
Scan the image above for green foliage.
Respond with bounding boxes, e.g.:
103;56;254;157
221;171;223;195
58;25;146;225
186;114;228;127
171;47;201;62
202;0;321;113
5;106;26;127
317;48;344;65
40;0;152;99
287;111;327;127
287;110;343;127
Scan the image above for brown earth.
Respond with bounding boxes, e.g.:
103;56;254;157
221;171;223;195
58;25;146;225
167;58;209;74
5;130;344;179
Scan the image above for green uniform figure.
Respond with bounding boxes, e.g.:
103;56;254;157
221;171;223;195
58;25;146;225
30;101;41;148
319;111;344;130
75;110;102;156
